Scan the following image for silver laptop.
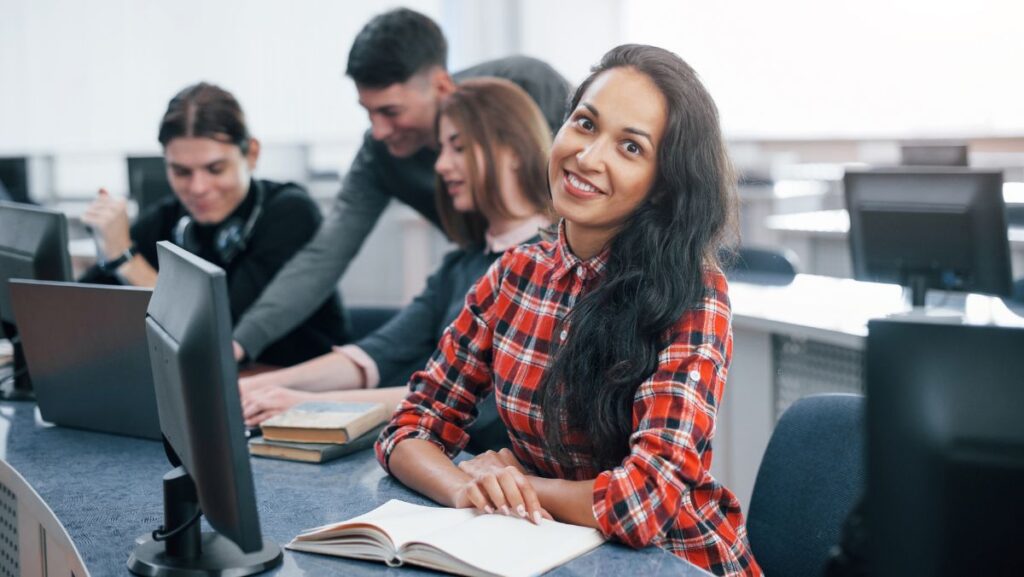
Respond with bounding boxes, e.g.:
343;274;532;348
9;280;161;440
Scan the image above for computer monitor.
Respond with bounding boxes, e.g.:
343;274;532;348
0;201;72;399
900;143;969;167
128;241;281;576
127;155;175;213
0;157;31;204
844;167;1012;307
866;317;1024;577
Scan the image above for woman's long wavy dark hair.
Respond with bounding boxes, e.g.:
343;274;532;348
540;44;739;470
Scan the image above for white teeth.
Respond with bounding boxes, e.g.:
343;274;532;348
567;172;597;193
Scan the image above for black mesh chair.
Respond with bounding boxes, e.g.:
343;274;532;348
725;245;799;285
746;394;865;577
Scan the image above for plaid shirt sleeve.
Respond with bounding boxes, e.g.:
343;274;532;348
591;277;745;564
375;254;507;469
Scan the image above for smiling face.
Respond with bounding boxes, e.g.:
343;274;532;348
434;114;481;213
357;69;453;158
549;67;668;257
164;136;257;225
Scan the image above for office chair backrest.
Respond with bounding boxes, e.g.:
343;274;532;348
746;394;865;577
726;245;799;284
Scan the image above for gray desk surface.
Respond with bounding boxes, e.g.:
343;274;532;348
0;401;711;577
730;273;1024;349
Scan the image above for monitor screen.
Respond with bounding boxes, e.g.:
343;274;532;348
0;158;31;204
0;202;72;325
866;318;1024;577
127;156;175;213
129;241;280;575
844;168;1011;306
0;201;71;399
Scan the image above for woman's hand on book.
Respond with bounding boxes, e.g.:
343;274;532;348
453;449;552;525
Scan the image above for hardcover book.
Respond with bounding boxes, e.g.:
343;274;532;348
260;401;387;444
249;424;384;463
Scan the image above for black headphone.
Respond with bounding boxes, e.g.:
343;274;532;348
172;179;264;265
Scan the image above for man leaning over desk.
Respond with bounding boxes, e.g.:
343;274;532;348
231;7;570;362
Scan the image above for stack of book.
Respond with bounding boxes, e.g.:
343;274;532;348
249;401;388;463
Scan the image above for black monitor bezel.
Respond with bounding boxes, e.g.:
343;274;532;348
844;167;1012;304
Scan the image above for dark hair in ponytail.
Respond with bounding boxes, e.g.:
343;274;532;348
540;44;739;469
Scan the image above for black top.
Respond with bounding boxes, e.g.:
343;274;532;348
358;246;504;389
81;179;345;367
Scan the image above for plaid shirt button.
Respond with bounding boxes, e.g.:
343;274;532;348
560;329;568;341
689;369;701;382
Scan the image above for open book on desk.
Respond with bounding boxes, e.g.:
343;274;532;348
287;499;605;577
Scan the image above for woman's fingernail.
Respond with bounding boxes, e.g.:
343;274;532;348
501;505;511;516
533;511;543;525
516;505;527;518
484;505;494;514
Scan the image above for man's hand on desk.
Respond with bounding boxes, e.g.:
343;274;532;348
240;385;315;427
80;188;132;262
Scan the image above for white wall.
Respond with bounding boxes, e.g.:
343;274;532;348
5;0;1021;153
619;0;1024;139
0;0;441;155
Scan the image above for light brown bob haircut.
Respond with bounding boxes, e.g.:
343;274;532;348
435;77;555;248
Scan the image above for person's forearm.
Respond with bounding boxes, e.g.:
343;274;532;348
531;476;599;528
117;255;158;287
255;351;365;392
388;439;471;507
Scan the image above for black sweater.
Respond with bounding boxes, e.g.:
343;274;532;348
81;179;345;367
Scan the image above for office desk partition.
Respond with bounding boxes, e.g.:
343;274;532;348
712;274;1024;510
0;402;712;577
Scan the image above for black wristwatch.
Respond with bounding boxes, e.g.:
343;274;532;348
98;245;138;273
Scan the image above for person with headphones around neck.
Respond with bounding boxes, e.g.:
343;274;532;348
80;82;346;367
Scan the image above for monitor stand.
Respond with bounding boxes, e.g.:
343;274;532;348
127;467;282;577
908;274;929;309
0;325;34;401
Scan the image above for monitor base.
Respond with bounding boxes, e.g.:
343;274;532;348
127;533;282;577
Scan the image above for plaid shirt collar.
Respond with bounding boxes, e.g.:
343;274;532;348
550;219;611;283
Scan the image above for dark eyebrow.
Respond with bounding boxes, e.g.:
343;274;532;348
581;102;654;146
624;127;654;146
447;132;460;144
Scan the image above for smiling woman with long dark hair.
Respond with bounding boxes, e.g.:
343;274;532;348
376;44;760;577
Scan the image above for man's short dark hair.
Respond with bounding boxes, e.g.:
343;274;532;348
346;8;448;88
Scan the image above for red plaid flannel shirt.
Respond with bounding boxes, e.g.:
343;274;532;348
377;224;762;577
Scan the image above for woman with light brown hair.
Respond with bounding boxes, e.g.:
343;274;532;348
240;78;553;452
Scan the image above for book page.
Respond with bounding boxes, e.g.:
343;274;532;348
294;499;477;552
403;513;605;577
